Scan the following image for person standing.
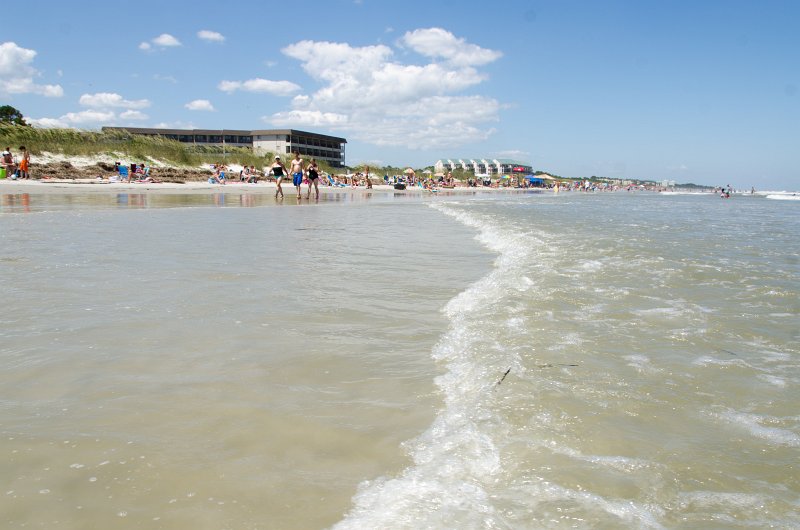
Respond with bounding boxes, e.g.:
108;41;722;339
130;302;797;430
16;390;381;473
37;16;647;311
271;156;288;198
17;146;30;179
306;158;320;199
290;152;305;199
2;147;16;178
364;165;372;189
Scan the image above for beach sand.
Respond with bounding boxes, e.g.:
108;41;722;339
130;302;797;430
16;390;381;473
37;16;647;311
0;178;533;196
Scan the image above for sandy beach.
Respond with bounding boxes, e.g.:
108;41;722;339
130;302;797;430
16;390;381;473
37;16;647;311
0;177;538;196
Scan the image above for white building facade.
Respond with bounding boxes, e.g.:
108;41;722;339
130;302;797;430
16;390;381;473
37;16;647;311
434;158;533;175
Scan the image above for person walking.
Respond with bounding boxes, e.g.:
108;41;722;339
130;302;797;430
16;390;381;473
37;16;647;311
270;156;288;198
306;158;320;199
290;152;305;199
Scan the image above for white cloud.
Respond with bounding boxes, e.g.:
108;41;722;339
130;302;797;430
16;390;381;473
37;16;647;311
185;99;215;111
197;30;225;43
79;92;150;109
268;110;348;127
0;42;64;97
139;33;181;51
28;117;69;128
218;78;300;96
153;120;196;129
153;34;182;47
265;29;502;149
28;108;120;128
61;109;116;124
496;149;530;159
399;28;502;66
153;74;177;83
120;110;148;120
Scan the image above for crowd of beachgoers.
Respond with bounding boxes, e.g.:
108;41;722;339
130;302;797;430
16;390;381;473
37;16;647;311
2;147;748;196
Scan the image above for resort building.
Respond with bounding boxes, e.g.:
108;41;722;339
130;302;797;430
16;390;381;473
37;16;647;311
434;158;533;175
103;127;347;168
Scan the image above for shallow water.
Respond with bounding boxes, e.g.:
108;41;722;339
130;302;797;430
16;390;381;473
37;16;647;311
1;191;798;529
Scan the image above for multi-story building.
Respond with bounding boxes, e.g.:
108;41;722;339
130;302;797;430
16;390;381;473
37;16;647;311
434;158;533;175
103;127;347;168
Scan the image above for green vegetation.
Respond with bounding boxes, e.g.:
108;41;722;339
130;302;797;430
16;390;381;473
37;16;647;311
0;124;292;169
0;105;29;126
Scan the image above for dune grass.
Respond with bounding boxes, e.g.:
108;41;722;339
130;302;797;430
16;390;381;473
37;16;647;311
0;125;286;169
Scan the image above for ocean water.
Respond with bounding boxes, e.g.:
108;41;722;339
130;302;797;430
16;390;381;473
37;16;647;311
1;190;798;529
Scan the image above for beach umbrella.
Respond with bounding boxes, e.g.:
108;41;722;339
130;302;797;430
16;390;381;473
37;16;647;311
404;168;415;175
423;169;432;174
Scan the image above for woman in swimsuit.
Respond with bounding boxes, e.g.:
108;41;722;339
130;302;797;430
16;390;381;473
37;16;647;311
270;156;288;198
306;158;320;199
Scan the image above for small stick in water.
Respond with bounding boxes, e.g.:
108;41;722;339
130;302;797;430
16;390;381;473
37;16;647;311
495;368;511;387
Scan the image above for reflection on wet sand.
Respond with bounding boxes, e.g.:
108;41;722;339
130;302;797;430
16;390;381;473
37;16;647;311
0;193;31;213
0;188;504;214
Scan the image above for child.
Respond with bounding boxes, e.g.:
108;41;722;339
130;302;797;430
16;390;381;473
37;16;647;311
18;146;30;179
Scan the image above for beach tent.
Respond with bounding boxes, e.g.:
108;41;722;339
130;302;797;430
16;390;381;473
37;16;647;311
527;176;545;186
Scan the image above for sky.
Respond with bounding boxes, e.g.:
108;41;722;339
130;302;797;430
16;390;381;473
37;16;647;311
1;0;798;190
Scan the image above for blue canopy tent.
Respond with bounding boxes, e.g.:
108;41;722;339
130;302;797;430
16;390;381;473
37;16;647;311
527;175;545;186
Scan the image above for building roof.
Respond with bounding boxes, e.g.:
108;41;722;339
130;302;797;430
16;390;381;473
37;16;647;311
103;127;346;143
251;129;347;143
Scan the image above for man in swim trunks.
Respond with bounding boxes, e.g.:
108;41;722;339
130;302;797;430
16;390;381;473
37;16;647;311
270;156;288;198
290;152;305;199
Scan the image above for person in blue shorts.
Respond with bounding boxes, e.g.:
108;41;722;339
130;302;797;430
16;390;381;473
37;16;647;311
290;152;305;199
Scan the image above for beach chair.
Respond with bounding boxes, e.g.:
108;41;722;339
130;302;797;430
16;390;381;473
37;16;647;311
118;166;129;181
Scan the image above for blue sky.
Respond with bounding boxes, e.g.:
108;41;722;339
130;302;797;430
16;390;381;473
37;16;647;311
2;0;798;189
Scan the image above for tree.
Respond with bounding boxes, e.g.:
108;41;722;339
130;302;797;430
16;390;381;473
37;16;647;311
0;105;29;126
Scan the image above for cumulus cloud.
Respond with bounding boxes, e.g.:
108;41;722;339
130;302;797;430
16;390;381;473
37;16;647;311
60;109;116;124
27;117;69;128
153;120;196;129
198;30;225;42
25;110;116;129
399;28;502;66
79;92;150;109
153;34;181;46
139;33;182;50
185;99;215;111
0;41;63;97
120;110;148;120
265;28;502;149
269;110;348;127
28;108;135;129
218;78;300;96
